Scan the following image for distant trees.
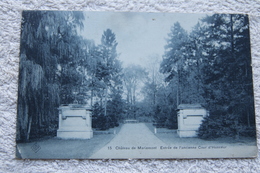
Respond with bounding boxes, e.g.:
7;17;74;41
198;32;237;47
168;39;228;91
140;55;177;128
123;64;147;119
148;81;177;129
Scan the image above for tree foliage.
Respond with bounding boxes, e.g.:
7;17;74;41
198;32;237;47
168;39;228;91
17;11;125;140
123;64;147;119
17;12;255;142
197;14;255;139
17;11;85;141
159;14;255;138
90;29;124;130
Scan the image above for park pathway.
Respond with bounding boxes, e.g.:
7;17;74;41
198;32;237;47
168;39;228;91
90;123;171;159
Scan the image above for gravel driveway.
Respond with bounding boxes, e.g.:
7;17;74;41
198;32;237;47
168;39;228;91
90;123;168;159
90;123;257;159
16;123;257;159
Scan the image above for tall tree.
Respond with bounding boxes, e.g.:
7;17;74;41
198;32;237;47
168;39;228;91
159;14;255;136
99;29;118;116
89;29;124;129
17;11;84;141
195;14;255;139
160;22;188;105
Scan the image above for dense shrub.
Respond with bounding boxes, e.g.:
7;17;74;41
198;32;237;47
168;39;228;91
152;105;177;129
198;113;256;139
92;103;110;130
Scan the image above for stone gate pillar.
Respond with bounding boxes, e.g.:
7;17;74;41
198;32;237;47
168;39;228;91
57;104;93;139
177;104;208;137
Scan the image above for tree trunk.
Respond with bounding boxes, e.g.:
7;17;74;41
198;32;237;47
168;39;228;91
91;89;93;107
177;66;180;106
104;85;108;116
230;14;234;60
247;108;250;127
26;116;32;141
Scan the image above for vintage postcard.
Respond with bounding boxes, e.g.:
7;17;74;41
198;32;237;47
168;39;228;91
16;11;257;159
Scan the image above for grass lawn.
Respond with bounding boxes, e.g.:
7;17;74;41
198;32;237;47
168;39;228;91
16;125;122;159
145;123;256;146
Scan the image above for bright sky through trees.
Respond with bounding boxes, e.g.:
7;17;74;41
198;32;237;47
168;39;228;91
80;12;205;67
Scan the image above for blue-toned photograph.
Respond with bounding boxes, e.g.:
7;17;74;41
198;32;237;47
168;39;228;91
16;11;257;159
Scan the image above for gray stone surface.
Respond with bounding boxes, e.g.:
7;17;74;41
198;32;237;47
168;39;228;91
177;107;207;137
57;105;93;139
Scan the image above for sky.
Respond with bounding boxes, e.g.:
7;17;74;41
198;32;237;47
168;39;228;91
80;12;206;67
